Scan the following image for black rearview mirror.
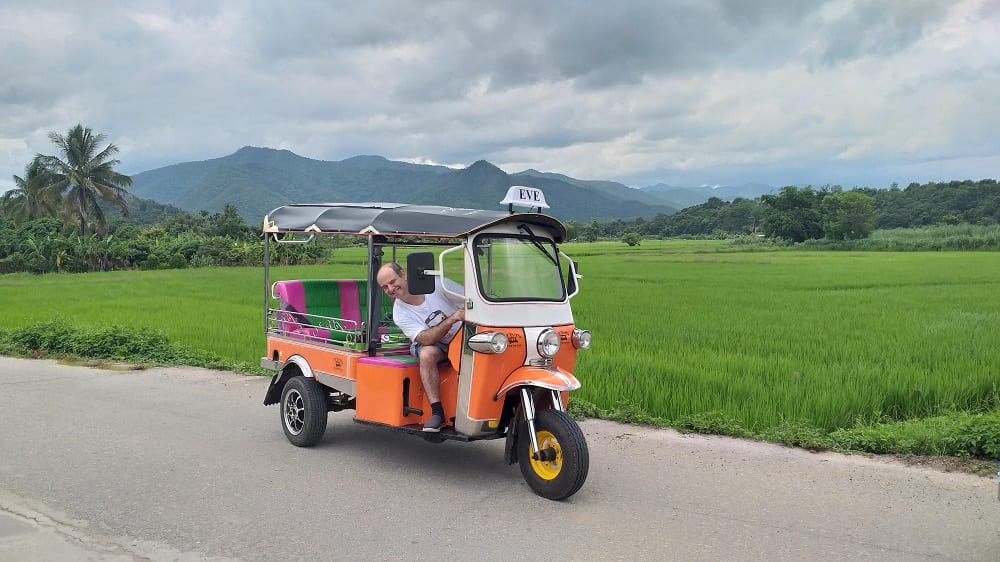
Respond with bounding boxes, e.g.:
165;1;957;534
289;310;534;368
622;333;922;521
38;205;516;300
406;252;436;295
567;260;579;295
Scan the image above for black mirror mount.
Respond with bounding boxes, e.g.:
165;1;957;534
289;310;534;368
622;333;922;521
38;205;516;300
406;252;436;295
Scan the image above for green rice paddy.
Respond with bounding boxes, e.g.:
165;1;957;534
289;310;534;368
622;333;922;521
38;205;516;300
1;240;997;435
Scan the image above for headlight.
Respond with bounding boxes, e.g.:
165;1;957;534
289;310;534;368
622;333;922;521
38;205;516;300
572;329;591;349
468;332;508;354
536;328;561;358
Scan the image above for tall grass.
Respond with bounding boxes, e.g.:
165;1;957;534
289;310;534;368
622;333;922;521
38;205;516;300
567;249;1000;432
1;244;997;438
801;224;1000;251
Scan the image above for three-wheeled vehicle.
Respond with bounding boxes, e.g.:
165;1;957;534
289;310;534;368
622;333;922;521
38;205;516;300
259;187;592;500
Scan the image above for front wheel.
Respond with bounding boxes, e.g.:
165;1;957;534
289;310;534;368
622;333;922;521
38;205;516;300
280;376;328;447
517;409;589;500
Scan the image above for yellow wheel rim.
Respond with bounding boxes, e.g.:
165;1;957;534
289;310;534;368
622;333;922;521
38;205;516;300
529;430;563;480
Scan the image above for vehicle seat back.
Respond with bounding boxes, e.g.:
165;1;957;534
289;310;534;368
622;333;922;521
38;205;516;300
271;279;394;346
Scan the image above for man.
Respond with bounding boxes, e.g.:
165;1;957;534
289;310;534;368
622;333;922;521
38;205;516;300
376;262;465;431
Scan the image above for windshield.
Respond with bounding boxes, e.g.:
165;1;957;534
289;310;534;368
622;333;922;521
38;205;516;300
474;234;565;302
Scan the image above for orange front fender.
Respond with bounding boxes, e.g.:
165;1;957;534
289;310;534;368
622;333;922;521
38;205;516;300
495;366;580;400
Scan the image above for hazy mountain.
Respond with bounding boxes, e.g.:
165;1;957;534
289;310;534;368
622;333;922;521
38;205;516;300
640;182;776;208
129;147;678;223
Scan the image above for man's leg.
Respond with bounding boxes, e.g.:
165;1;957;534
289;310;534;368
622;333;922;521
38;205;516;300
417;344;446;403
417;344;447;431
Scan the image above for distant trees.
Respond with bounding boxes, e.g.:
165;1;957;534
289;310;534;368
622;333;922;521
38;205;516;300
558;178;999;243
760;187;826;242
2;159;58;223
0;124;330;274
36;124;133;235
0;210;325;274
860;179;1000;229
1;124;134;236
822;190;876;240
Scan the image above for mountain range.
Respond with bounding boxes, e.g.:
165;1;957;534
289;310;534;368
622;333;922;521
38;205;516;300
128;146;775;223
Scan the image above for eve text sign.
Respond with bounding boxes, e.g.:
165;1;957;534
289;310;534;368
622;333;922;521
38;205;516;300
499;185;550;209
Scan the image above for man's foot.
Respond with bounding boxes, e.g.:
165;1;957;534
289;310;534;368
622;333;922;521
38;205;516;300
422;413;445;432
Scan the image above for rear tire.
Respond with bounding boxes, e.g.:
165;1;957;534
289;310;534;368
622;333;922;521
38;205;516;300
281;376;328;447
517;409;589;500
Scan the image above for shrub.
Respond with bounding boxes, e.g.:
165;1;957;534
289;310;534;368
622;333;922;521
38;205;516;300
168;252;188;269
0;319;256;372
830;410;1000;458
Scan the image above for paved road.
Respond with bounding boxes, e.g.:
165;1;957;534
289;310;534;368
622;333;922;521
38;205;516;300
0;357;996;561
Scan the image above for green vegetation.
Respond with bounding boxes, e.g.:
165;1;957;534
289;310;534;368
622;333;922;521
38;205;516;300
572;179;999;242
4;125;133;235
0;319;248;372
1;240;997;459
0;206;329;273
800;223;1000;251
39;125;134;235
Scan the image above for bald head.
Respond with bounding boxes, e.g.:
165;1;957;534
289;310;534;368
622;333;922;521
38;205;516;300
377;262;408;301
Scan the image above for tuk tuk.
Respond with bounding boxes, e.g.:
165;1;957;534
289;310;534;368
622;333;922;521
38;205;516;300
259;187;592;500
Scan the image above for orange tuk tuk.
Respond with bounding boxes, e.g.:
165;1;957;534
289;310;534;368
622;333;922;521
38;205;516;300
260;187;592;499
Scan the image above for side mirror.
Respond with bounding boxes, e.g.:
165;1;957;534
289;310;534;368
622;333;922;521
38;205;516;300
406;252;436;295
567;260;579;295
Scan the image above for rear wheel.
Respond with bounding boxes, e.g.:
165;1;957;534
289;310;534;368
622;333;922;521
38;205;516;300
281;376;328;447
517;409;589;500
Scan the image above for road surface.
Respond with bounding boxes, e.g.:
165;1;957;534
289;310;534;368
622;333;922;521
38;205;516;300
0;357;996;561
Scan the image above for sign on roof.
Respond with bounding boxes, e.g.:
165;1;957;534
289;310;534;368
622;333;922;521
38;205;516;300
500;185;549;209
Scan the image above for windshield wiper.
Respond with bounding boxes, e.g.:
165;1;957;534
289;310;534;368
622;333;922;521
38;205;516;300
517;223;558;265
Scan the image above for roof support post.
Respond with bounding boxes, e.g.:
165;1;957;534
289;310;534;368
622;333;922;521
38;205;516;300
366;236;384;356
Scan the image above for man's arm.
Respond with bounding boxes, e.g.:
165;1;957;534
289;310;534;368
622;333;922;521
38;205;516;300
413;308;464;345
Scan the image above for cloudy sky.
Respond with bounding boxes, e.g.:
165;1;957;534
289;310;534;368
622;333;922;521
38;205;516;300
1;0;997;194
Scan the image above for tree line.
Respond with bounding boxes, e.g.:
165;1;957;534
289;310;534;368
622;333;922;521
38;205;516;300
0;125;325;274
567;179;999;243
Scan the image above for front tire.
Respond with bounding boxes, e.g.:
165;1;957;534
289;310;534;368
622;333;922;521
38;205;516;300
517;409;589;500
281;376;328;447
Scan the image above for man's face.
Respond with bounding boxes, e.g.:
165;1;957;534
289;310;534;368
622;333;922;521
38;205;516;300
377;267;407;300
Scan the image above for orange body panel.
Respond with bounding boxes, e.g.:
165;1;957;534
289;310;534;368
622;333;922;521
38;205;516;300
355;360;419;425
267;335;363;380
551;324;579;373
268;335;459;429
463;327;526;420
462;324;578;420
355;359;459;427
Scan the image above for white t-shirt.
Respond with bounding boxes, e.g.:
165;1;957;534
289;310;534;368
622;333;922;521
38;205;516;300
392;277;466;344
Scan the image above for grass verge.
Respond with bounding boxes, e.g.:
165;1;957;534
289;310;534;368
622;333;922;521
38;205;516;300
0;319;261;374
567;397;1000;467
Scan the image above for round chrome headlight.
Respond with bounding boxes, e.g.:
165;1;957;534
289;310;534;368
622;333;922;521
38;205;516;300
572;329;591;349
468;332;508;354
536;328;561;358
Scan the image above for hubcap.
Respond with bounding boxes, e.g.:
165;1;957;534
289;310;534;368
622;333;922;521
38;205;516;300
283;389;305;435
529;430;563;480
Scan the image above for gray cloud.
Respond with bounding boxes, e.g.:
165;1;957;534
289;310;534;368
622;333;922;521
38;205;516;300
812;0;953;65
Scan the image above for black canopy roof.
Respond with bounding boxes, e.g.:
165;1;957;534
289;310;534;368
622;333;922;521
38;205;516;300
262;202;566;242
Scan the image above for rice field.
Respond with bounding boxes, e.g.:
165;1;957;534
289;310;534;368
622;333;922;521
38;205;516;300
566;241;1000;431
1;240;997;433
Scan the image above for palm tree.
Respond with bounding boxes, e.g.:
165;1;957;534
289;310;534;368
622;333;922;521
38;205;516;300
2;158;59;223
36;124;133;235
